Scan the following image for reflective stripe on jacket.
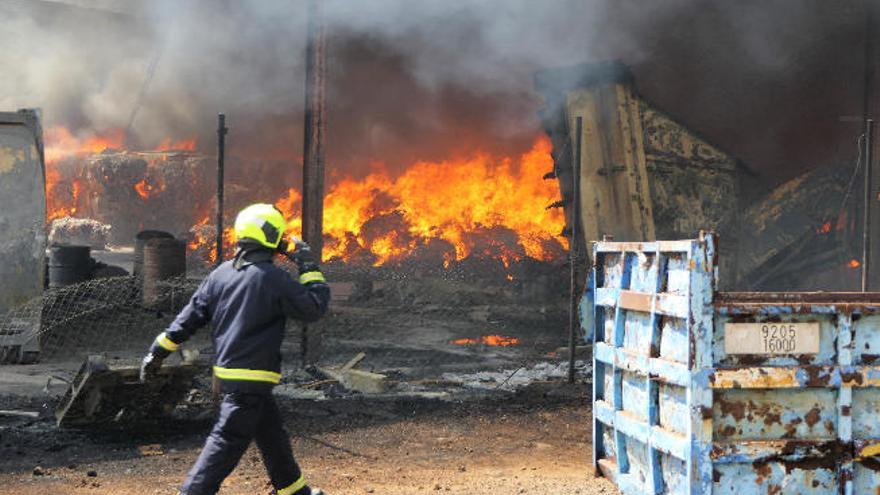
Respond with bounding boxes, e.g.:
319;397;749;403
150;251;330;393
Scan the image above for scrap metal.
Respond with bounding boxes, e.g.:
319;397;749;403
587;233;880;494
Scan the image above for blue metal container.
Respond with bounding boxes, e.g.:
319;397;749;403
589;234;880;494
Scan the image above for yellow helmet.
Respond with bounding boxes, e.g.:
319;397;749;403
233;203;286;249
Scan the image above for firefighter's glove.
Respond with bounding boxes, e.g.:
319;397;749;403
286;238;321;274
139;352;166;383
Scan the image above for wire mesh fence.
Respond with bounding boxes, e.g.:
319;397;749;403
0;256;579;381
0;275;203;364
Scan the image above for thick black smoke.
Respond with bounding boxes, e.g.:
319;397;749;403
0;0;872;184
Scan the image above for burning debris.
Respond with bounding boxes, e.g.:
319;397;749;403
44;130;567;269
44;131;215;244
451;335;521;347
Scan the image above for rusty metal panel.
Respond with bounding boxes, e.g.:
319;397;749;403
0;110;45;363
640;101;741;242
591;235;880;494
0;109;45;314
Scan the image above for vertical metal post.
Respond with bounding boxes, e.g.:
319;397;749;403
302;0;326;261
216;113;227;267
863;118;874;291
863;2;877;292
568;116;583;383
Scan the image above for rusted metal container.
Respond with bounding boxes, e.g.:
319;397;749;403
141;237;186;309
47;244;92;288
133;230;174;276
588;233;880;494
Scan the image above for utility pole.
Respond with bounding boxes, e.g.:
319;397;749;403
300;0;327;367
302;0;326;261
863;0;877;291
568;117;583;383
216;113;227;266
863;118;875;291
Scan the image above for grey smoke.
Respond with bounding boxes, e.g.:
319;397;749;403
0;0;872;184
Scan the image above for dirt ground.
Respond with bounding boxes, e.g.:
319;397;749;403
0;384;618;495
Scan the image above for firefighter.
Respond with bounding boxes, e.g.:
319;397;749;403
140;203;330;495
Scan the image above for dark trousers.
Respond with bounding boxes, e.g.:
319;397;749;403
180;393;303;495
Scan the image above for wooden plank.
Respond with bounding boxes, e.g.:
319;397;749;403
0;410;39;418
340;352;366;373
340;369;387;394
565;81;655;246
568;88;605;245
56;355;201;427
319;366;387;394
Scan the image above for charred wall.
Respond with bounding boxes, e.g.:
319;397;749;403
641;102;745;240
537;62;760;288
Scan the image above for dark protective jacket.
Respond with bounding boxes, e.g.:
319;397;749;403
149;249;330;393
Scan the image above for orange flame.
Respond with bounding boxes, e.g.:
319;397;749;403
44;126;198;221
134;179;150;199
132;178;166;199
44;127;125;221
44;126;564;268
155;137;197;152
451;335;521;346
269;135;565;264
188;214;234;263
849;259;862;269
44;127;125;164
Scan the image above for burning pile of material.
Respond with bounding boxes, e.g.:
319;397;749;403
222;134;566;267
47;128;567;268
45;128;214;244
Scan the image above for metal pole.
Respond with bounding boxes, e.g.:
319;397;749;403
216;113;227;266
568;116;583;383
302;0;326;261
862;1;877;291
864;118;874;291
300;0;326;367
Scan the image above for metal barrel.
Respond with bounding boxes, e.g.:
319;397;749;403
47;244;91;289
141;237;186;308
133;230;174;277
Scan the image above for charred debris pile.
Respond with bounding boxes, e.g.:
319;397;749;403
537;61;861;291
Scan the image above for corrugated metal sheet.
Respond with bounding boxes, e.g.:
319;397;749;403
590;234;880;494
